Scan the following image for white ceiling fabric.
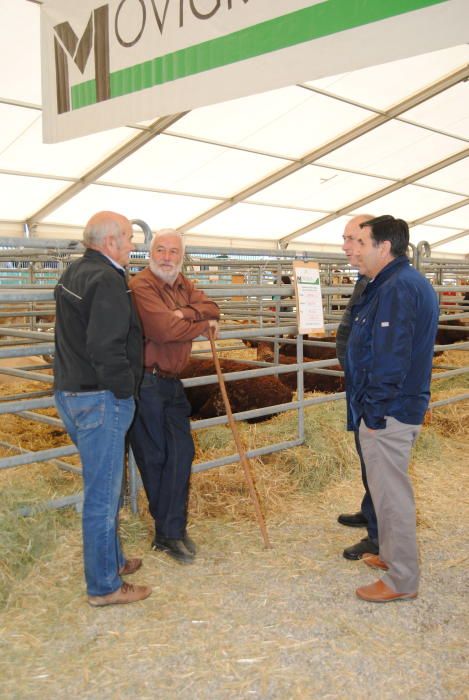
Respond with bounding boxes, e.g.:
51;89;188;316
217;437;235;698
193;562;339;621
0;1;468;257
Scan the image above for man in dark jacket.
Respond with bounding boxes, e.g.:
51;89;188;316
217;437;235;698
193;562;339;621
345;215;438;602
54;211;152;607
336;215;378;561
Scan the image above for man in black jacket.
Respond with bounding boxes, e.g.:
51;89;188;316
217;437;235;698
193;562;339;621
336;214;378;561
54;211;152;607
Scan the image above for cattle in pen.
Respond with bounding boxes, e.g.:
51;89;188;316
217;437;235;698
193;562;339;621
180;357;293;422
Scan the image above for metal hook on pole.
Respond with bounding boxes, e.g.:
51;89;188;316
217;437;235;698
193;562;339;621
208;326;272;549
416;240;431;271
131;219;153;245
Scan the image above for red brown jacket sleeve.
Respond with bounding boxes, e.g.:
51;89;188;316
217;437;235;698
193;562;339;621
178;278;220;322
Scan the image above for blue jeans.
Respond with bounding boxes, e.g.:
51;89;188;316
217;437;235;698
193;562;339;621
55;390;135;596
129;374;194;539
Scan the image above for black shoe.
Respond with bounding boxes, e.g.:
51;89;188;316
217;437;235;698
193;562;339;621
343;536;379;561
183;533;196;555
337;511;368;528
152;536;195;564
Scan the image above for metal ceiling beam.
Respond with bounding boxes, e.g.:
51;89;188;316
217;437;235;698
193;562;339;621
176;63;469;236
408;197;469;227
279;147;469;246
0;168;75;183
299;83;469;145
430;228;469;249
4;155;467;219
26;112;188;226
0;97;42;110
0;167;226;202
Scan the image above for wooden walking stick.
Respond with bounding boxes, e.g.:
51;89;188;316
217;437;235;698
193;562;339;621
208;326;272;549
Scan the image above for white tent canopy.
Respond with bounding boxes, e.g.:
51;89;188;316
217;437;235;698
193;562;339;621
0;1;468;257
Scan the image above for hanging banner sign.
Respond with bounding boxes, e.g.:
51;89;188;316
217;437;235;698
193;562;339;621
293;261;325;335
41;0;469;143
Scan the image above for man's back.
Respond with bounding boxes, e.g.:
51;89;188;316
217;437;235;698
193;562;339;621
54;249;141;398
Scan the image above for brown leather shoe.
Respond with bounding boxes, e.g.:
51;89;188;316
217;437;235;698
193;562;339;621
119;558;142;576
88;582;152;607
356;579;417;603
362;554;389;571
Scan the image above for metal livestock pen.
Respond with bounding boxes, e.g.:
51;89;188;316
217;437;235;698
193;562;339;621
0;235;468;515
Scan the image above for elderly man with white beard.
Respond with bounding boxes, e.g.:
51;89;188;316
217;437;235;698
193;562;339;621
129;229;220;563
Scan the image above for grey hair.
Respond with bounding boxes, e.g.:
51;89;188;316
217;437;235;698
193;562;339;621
150;229;185;256
83;217;123;247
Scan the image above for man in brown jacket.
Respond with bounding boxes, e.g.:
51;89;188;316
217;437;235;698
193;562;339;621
130;229;220;563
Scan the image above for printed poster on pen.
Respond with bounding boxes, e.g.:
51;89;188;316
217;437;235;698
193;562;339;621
293;261;325;335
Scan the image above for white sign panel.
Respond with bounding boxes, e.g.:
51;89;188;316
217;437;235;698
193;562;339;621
41;0;469;142
293;261;325;335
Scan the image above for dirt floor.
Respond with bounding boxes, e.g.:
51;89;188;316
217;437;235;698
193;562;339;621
0;348;468;700
0;435;467;699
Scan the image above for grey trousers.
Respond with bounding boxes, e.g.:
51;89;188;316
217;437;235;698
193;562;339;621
358;416;421;594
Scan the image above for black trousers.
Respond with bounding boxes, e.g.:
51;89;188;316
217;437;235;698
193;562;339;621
130;373;194;539
355;431;378;541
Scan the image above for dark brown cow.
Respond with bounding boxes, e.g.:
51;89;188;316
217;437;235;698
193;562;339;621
183;316;468;420
180;357;293;422
435;318;468;349
246;320;469;364
272;354;345;393
253;335;337;362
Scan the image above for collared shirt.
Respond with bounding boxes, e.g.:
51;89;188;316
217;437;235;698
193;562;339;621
129;268;220;375
102;253;125;274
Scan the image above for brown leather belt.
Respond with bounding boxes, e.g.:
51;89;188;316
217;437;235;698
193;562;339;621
146;366;180;379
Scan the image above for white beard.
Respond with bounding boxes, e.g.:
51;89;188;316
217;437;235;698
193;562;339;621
149;259;182;285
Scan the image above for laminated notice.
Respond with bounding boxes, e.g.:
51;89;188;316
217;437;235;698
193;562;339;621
293;261;325;335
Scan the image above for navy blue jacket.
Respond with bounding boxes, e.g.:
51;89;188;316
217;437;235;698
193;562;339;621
345;256;438;431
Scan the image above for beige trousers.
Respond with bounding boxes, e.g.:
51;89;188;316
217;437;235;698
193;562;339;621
359;416;421;593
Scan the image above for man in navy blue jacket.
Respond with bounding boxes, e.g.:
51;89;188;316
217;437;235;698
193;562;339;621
345;215;438;602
